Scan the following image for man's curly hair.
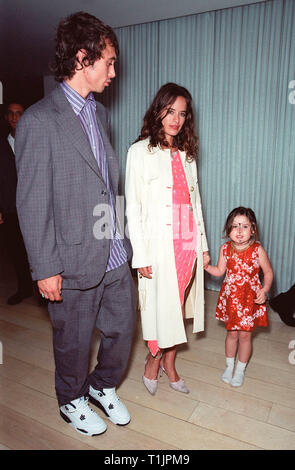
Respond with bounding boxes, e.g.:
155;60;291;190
51;11;119;82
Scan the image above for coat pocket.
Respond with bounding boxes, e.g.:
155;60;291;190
56;230;82;246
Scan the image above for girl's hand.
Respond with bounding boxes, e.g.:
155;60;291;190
257;246;273;301
138;266;153;279
203;251;210;268
204;245;226;277
254;288;267;304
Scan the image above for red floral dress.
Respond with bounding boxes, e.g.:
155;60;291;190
216;241;268;331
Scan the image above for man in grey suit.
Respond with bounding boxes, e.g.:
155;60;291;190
15;12;136;436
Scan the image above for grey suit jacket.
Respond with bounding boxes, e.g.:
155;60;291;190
15;86;129;289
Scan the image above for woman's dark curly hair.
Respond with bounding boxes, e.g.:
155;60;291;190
135;83;199;161
51;11;119;82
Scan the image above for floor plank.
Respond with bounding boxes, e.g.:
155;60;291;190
0;403;97;450
189;402;295;450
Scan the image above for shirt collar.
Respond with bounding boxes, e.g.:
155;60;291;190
60;81;96;115
7;133;15;152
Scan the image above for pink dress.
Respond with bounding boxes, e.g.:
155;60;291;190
171;151;198;305
148;151;198;356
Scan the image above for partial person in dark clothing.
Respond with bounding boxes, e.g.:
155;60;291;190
0;103;33;305
269;284;295;326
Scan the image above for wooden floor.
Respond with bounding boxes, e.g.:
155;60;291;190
0;276;295;450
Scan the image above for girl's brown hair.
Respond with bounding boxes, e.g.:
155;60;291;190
223;207;259;240
135;82;198;161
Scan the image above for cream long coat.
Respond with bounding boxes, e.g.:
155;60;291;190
125;138;208;348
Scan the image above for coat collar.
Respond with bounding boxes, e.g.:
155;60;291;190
94;106;119;193
143;138;188;165
144;139;194;188
51;86;102;177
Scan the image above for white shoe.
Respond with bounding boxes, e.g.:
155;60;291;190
230;360;247;387
89;386;130;426
221;357;235;384
222;366;234;384
60;396;107;436
231;369;245;387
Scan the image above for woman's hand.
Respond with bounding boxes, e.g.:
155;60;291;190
138;266;153;279
203;251;210;269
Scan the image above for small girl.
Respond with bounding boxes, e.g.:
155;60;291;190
205;207;273;387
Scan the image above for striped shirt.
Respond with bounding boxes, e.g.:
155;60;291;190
60;81;127;271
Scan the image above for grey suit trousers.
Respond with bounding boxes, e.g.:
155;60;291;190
48;262;137;406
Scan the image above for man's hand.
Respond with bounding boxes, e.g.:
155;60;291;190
38;275;63;301
0;212;4;225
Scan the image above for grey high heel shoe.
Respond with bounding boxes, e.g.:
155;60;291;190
159;365;190;394
142;375;158;395
142;354;162;395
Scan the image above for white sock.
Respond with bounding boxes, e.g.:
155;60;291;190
231;360;247;387
221;357;235;384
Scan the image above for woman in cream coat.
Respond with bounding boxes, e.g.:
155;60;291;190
125;83;209;395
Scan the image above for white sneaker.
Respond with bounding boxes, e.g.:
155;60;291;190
231;369;245;387
221;366;234;384
221;357;235;384
230;360;247;387
60;396;107;436
89;386;130;426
